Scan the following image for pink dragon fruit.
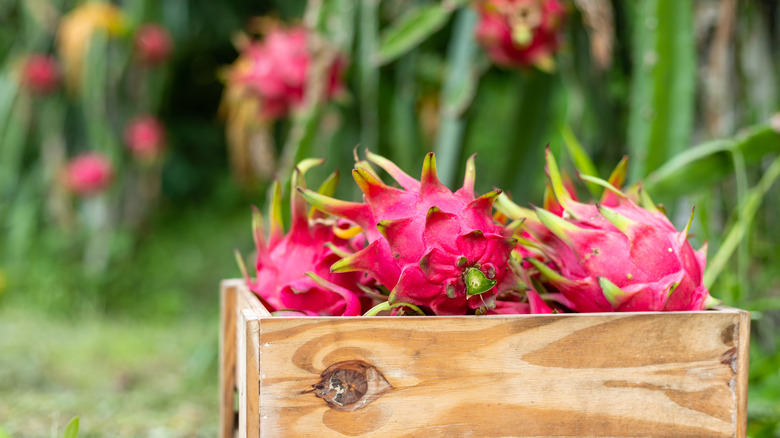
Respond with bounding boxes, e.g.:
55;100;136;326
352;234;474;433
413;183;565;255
237;160;367;316
134;24;173;66
474;0;565;71
63;152;114;196
21;54;61;95
300;151;523;315
124;115;167;162
227;26;345;121
499;149;718;312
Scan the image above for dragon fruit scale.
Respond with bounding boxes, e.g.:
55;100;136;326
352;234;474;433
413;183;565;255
475;0;566;71
237;159;367;316
300;151;523;315
499;148;719;313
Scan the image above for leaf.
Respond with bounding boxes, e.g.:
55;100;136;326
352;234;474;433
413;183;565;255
644;124;780;198
63;416;80;438
315;0;356;51
703;154;780;289
559;123;600;196
626;0;695;180
433;8;480;186
358;0;379;151
376;4;454;65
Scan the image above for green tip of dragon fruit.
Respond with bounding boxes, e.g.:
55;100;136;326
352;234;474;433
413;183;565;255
309;170;340;219
599;276;628;308
544;146;574;210
268;180;284;246
533;205;584;244
596;204;638;235
526;257;577;288
704;295;722;308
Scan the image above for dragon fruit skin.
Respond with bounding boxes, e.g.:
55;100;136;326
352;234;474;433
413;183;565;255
22;54;61;95
500;149;717;312
63;152;114;196
475;0;566;71
301;152;521;315
240;160;365;316
228;26;345;121
134;23;173;66
124;115;167;162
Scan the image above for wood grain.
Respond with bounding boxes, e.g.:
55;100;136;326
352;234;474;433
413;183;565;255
221;280;271;438
218;280;237;438
735;308;750;438
237;309;260;438
224;281;750;437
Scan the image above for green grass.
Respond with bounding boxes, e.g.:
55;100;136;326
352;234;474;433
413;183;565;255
0;188;254;437
0;307;219;437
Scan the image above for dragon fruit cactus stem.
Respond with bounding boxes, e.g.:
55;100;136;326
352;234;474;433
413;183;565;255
236;159;366;316
300;151;523;315
498;148;719;312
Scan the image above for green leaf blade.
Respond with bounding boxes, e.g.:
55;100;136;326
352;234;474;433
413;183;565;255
63;416;80;438
377;5;453;66
626;0;695;181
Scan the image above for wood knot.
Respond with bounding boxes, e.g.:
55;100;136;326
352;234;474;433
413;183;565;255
305;360;392;411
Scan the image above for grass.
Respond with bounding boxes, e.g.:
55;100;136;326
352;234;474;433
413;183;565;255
0;307;219;437
0;187;254;437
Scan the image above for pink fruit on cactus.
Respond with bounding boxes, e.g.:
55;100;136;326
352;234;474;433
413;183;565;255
504;149;718;312
228;26;345;120
475;0;565;71
135;24;173;66
124;115;167;161
63;152;114;196
300;151;521;315
22;54;60;95
238;160;365;316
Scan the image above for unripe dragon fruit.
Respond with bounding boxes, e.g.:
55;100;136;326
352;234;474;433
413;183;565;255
300;151;521;315
498;149;718;312
237;160;366;316
474;0;566;71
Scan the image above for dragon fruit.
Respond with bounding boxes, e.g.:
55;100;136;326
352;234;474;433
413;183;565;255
237;160;367;316
63;152;114;196
499;149;718;312
475;0;566;71
134;24;173;66
21;54;61;95
124;115;167;162
226;26;345;121
300;151;523;315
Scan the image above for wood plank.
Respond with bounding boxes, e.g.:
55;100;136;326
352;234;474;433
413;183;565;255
237;309;261;438
254;308;748;437
236;280;272;317
218;280;239;438
736;309;751;438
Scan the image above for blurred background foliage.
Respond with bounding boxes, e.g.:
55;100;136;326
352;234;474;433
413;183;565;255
1;0;780;436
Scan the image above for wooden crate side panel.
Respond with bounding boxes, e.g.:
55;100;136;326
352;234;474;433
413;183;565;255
257;311;746;437
736;310;751;437
236;282;272;318
237;309;260;438
220;279;267;438
219;280;238;438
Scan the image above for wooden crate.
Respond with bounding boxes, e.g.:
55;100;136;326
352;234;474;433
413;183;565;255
219;279;750;438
